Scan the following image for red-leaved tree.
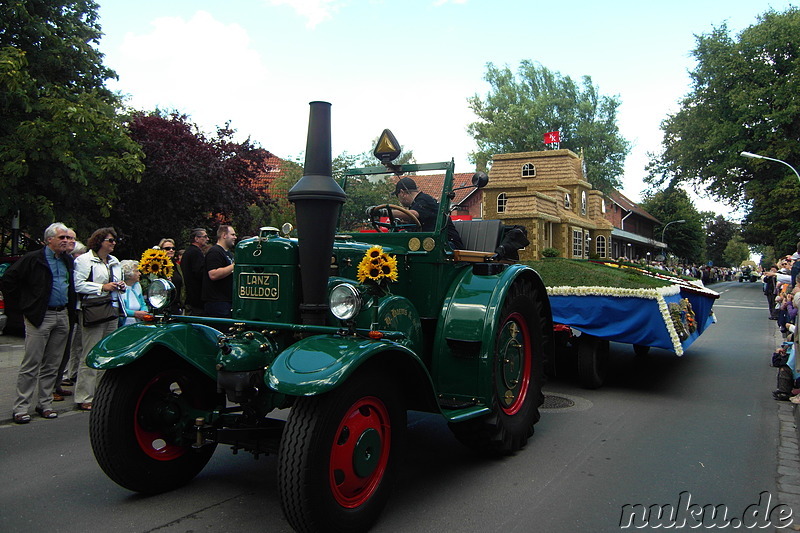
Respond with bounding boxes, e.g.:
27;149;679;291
112;111;273;256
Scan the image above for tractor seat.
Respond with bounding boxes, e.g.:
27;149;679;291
452;219;503;262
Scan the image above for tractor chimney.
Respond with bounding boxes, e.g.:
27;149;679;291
287;101;346;325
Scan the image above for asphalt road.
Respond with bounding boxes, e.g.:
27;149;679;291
0;280;792;532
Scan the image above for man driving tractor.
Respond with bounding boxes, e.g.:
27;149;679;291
388;177;464;249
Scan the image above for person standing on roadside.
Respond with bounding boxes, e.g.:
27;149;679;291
157;238;183;314
73;228;124;411
203;225;237;318
60;240;89;388
2;223;76;423
181;228;209;316
53;227;78;401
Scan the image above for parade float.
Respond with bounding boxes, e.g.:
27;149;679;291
531;258;719;388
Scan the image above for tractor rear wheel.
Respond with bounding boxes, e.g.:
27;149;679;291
449;278;544;455
90;356;219;494
278;368;406;533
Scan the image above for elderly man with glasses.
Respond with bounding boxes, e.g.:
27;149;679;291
1;222;77;423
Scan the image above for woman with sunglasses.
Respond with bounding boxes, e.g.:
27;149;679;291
157;238;184;314
72;227;124;411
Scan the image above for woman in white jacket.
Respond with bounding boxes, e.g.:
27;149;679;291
73;227;124;411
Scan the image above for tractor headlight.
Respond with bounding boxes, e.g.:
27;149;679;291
329;283;362;321
146;278;176;311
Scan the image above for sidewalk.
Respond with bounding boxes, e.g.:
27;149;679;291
0;333;79;425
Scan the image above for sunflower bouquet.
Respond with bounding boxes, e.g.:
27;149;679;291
356;245;398;293
138;248;175;279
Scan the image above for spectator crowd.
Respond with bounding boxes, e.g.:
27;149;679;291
1;223;237;423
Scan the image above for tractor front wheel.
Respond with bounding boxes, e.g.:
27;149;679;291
278;368;406;533
90;356;219;494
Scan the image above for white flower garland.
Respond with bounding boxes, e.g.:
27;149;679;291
546;285;680;298
546;284;684;355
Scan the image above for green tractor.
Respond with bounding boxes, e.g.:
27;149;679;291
88;102;554;532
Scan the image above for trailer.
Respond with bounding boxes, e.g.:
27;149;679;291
546;262;719;388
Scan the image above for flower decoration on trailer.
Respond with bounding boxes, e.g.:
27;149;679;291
138;248;174;279
356;245;398;291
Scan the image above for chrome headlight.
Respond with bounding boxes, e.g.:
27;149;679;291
146;278;176;311
329;283;362;321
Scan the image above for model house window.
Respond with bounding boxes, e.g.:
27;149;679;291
497;192;507;213
595;235;606;257
601;199;606;213
522;163;536;177
572;229;583;257
581;191;587;215
564;193;571;209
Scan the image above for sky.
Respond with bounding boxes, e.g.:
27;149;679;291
95;0;796;216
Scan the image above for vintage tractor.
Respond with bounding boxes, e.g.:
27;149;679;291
87;102;554;532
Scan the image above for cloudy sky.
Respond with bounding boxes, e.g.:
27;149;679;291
95;0;793;215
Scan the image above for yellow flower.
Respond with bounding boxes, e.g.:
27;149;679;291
355;245;398;285
138;248;175;279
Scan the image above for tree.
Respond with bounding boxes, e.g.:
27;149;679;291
639;187;706;263
646;8;800;250
705;215;739;267
468;60;630;193
0;1;144;241
723;234;751;267
114;112;269;255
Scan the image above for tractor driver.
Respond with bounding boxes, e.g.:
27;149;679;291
389;177;464;250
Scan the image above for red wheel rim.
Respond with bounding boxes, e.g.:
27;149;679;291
497;312;531;415
329;396;391;508
134;372;187;461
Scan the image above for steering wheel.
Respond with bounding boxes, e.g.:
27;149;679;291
369;204;422;232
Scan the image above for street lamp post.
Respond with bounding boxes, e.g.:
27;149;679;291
661;219;686;250
741;151;800;183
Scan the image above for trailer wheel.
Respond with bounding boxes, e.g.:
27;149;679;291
278;368;406;533
576;336;609;389
90;356;219;494
449;278;544;455
633;344;650;357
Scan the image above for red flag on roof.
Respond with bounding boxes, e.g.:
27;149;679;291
544;131;560;144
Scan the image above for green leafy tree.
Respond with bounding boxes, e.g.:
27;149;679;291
468;60;630;193
640;187;706;263
723;234;751;267
0;0;144;242
646;7;800;251
705;215;739;267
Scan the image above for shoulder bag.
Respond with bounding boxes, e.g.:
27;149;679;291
81;262;121;327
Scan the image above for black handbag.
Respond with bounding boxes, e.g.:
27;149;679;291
80;262;121;327
82;294;119;326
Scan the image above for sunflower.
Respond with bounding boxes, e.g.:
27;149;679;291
355;245;398;285
138;248;175;279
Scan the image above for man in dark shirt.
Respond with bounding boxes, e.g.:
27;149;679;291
2;222;76;423
181;228;209;316
391;177;463;249
203;225;237;318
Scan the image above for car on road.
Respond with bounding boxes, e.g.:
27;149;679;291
0;257;23;335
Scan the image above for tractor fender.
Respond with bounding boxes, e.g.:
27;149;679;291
266;335;437;408
432;264;553;400
438;263;548;346
86;322;222;379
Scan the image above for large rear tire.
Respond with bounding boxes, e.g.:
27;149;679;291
90;356;219;494
449;278;545;455
278;368;406;533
